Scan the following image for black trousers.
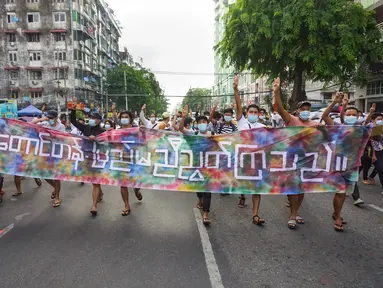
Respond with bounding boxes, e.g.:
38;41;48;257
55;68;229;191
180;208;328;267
196;192;211;212
373;150;383;189
361;154;372;181
0;174;3;190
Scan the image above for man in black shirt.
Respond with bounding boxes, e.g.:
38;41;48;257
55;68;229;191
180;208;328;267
70;104;105;216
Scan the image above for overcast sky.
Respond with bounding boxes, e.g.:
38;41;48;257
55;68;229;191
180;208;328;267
107;0;215;112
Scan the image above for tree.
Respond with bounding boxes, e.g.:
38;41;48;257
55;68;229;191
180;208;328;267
105;64;168;116
181;88;212;112
216;0;383;109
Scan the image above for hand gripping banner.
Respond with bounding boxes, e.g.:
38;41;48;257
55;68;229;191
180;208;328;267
0;119;371;194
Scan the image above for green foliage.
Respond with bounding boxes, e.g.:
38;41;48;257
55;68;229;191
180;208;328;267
181;88;212;112
216;0;383;108
105;64;168;115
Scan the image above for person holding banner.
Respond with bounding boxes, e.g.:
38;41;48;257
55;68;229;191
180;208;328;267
233;75;266;225
70;103;105;216
273;78;318;229
115;110;143;216
140;104;158;129
31;110;65;207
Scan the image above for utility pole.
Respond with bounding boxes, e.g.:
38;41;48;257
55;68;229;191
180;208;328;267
100;77;104;114
124;70;128;110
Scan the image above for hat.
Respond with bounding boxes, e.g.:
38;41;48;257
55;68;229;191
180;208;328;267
46;110;58;119
297;101;311;109
90;111;102;120
162;112;170;119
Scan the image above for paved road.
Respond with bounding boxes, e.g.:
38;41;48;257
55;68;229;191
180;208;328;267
0;175;382;288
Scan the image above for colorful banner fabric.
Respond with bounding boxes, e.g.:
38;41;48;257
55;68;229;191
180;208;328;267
0;119;371;194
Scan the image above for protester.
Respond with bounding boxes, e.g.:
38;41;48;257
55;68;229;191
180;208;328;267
31;110;65;207
273;78;318;229
70;102;105;215
370;113;383;195
259;108;272;126
104;119;115;130
271;111;284;128
233;75;266;225
140;104;158;129
158;112;172;130
0;174;4;203
115;110;143;216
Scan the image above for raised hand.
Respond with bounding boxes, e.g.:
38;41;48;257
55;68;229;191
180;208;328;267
197;104;201;110
333;92;342;104
273;78;280;93
182;105;188;118
141;104;146;111
111;103;116;111
370;103;376;113
233;75;239;90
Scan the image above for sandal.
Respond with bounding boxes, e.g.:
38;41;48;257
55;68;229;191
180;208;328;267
34;178;42;187
90;209;97;216
12;192;23;197
288;219;297;229
296;216;305;224
53;199;61;208
134;188;143;201
121;209;131;216
334;223;344;232
203;217;211;226
332;214;347;224
252;215;265;225
238;196;246;208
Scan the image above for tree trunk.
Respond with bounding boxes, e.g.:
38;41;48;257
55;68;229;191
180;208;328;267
289;68;306;111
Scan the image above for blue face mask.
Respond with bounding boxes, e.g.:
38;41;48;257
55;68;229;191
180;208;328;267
105;124;111;130
88;119;96;127
198;123;207;132
259;115;265;120
344;116;358;125
121;118;130;125
48;119;55;126
224;116;232;122
299;111;311;120
376;120;383;126
247;114;258;123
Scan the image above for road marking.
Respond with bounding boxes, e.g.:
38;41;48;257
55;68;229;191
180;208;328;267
193;208;224;288
15;213;30;222
0;223;14;239
369;204;383;213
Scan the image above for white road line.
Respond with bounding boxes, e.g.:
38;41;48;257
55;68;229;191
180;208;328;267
193;208;224;288
369;204;383;213
0;223;14;239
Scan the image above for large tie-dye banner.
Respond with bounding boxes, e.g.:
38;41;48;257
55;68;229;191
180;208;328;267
0;119;372;194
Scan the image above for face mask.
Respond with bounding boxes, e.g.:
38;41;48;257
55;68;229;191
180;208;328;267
299;111;310;120
224;116;232;122
88;119;96;127
376;120;383;126
121;118;130;125
344;116;358;125
198;123;207;132
247;114;258;123
259;115;265;120
48;119;55;126
105;124;111;130
150;117;155;122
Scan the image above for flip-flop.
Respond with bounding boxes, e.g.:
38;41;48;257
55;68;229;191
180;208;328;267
121;209;131;216
238;196;246;208
34;178;42;187
296;216;305;224
134;188;143;201
332;214;347;224
288;219;297;229
334;223;344;232
203;217;211;226
252;215;265;225
90;210;97;216
12;192;23;197
53;200;61;208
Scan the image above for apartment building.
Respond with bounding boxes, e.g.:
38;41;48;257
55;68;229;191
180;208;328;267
0;0;121;109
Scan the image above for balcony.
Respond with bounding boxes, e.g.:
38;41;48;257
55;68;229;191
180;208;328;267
28;80;43;88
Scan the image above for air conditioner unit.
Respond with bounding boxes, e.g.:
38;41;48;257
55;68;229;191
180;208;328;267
10;42;15;47
32;80;38;85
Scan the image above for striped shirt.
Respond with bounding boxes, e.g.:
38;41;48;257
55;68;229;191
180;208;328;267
217;122;238;134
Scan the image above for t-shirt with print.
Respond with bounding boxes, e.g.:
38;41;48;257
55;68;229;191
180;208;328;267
237;116;265;131
39;121;66;132
286;115;317;127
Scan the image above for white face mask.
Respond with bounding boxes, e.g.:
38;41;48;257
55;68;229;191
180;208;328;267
105;124;111;130
150;117;155;123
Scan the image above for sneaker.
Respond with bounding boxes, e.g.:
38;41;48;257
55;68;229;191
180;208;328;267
354;198;365;205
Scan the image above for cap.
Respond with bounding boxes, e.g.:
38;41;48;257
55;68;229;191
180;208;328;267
297;101;311;109
162;112;170;119
90;111;102;120
46;110;58;119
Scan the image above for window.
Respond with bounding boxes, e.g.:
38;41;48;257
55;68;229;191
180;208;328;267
54;51;66;60
30;71;42;80
9;51;17;62
31;92;42;99
53;12;66;22
54;0;65;2
8;33;16;42
6;0;15;3
26;33;40;42
26;0;39;3
29;51;41;61
9;71;19;79
27;13;40;23
10;91;19;99
53;33;66;41
7;13;17;23
54;69;67;79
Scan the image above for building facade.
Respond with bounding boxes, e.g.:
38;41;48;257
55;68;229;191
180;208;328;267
0;0;121;110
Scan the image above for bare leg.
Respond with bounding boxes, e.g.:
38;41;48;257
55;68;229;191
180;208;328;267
252;195;264;224
45;179;57;199
91;184;101;214
13;176;23;196
333;193;346;230
53;180;61;207
121;187;130;215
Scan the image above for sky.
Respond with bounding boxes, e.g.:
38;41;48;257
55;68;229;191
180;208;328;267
107;0;216;112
